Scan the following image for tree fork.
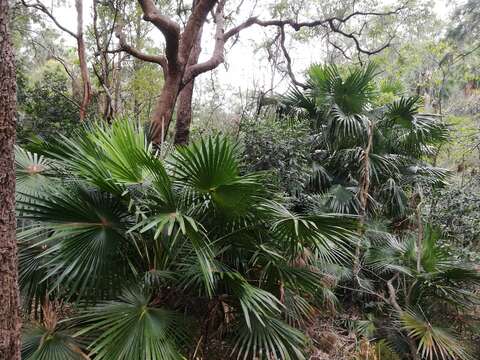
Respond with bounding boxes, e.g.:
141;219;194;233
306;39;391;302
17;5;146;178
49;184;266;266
114;0;402;144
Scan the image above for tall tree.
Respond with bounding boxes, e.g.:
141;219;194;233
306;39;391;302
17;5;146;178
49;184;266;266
0;0;21;357
21;0;92;121
114;0;403;144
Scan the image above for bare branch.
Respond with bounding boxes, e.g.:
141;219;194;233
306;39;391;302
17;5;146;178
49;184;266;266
27;37;75;81
21;0;77;39
328;38;353;61
326;19;392;56
223;6;406;44
114;25;167;70
278;26;307;89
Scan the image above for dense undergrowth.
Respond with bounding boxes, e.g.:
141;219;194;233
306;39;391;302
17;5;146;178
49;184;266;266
16;65;480;360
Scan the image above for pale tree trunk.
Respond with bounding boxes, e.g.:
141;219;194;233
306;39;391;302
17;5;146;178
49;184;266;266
75;0;92;121
0;0;21;357
92;0;114;122
414;184;423;273
174;27;203;145
113;53;123;115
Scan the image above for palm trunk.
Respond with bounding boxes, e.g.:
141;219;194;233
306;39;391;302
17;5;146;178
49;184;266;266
353;120;374;277
0;0;21;357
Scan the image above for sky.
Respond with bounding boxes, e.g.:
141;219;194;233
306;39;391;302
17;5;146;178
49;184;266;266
43;0;458;107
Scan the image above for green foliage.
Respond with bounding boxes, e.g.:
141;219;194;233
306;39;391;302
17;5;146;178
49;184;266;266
250;63;450;221
17;62;80;143
242;118;311;195
22;324;85;360
76;287;188;360
429;177;480;262
362;223;480;359
244;63;478;360
17;119;356;359
401;309;473;360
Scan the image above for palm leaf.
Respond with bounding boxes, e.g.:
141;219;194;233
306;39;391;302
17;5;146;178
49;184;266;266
18;185;134;300
231;315;307;360
75;287;188;360
401;309;473;360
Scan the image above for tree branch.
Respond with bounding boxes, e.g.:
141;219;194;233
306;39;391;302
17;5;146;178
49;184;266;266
326;19;393;56
223;6;406;45
113;25;167;70
179;0;217;64
21;0;78;39
137;0;181;66
184;0;225;82
278;26;307;89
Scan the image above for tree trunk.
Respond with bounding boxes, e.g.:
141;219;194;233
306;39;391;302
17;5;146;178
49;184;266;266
0;0;21;357
174;80;195;145
149;69;183;143
174;27;203;145
414;184;423;273
75;0;92;121
93;0;114;122
113;53;123;115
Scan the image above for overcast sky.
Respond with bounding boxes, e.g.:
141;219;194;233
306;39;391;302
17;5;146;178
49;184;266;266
47;0;456;107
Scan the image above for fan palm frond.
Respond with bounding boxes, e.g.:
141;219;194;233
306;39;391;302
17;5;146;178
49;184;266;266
401;309;473;360
76;286;188;360
15;146;54;201
231;315;307;360
267;201;356;263
22;324;87;360
18;185;134;300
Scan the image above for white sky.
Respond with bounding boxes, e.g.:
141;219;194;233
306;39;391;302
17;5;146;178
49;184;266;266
41;0;457;105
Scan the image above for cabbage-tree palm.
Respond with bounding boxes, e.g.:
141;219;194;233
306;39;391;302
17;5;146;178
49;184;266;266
275;64;478;360
278;63;449;219
363;224;480;360
17;120;357;360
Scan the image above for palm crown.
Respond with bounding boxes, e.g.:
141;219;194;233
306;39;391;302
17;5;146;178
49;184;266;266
17;120;357;360
278;63;449;218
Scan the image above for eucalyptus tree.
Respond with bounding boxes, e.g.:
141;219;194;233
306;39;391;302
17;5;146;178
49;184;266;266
110;0;406;144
